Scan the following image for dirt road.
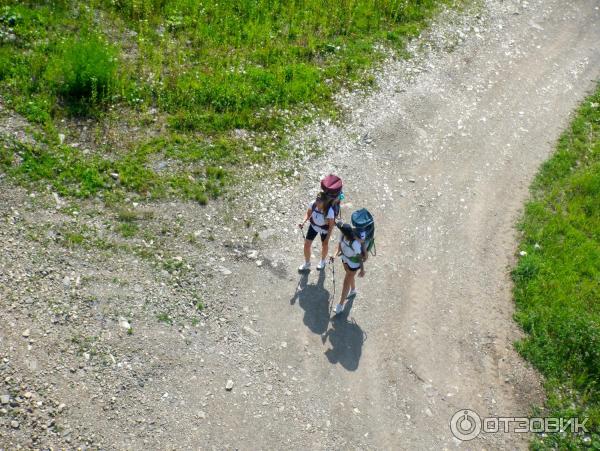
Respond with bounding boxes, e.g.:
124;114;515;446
189;0;600;448
1;0;599;449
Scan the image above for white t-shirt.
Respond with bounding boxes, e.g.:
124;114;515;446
340;237;363;269
309;202;335;234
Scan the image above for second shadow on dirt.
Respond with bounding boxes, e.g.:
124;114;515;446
323;298;365;371
291;270;365;371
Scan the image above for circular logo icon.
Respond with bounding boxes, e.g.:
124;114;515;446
450;409;482;441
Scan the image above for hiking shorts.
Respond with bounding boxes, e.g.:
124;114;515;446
305;224;328;242
343;262;360;272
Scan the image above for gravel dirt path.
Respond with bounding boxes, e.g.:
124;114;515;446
198;1;600;448
1;0;599;449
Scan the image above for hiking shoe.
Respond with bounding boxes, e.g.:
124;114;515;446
298;261;311;272
347;289;357;299
316;259;327;270
334;303;344;315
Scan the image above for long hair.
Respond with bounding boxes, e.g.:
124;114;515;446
316;191;332;215
337;222;355;242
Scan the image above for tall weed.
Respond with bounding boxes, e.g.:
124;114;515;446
45;33;117;110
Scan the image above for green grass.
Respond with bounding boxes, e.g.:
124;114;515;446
156;312;173;325
64;231;85;247
512;87;600;449
116;208;140;222
162;256;184;274
0;0;463;203
45;33;118;112
0;135;224;202
116;222;138;237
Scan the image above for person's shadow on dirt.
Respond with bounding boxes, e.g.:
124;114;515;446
290;270;330;335
322;298;365;371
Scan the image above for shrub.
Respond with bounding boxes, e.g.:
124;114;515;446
46;33;117;107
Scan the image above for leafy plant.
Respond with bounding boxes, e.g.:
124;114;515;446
45;33;117;108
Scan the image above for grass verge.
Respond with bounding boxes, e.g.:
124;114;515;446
0;0;465;203
512;86;600;448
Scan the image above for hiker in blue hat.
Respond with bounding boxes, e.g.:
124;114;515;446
333;222;365;314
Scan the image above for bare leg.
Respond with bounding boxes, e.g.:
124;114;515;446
345;272;356;304
339;265;355;305
303;239;312;263
321;236;330;261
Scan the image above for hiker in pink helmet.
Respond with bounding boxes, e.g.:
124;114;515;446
297;175;343;271
298;192;336;271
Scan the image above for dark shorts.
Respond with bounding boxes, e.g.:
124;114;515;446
343;262;360;272
305;224;328;242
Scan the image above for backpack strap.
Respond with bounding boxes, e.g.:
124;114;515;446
309;201;330;230
341;238;362;263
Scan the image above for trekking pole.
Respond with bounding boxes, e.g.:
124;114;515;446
329;256;336;316
331;258;336;298
298;221;306;240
